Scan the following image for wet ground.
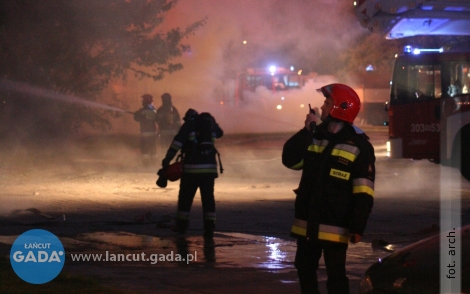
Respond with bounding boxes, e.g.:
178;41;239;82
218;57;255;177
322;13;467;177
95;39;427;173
1;127;469;293
0;229;391;294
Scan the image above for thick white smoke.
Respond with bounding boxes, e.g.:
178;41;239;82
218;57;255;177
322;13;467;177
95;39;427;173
100;0;363;135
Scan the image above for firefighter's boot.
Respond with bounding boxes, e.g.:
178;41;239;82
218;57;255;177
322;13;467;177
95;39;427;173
173;218;189;234
203;220;215;239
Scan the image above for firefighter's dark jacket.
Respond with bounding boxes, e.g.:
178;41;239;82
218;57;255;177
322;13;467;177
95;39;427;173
163;117;223;176
133;105;157;135
282;122;375;244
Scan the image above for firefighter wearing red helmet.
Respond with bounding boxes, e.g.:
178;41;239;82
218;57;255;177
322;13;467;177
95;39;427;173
133;94;158;166
282;83;375;294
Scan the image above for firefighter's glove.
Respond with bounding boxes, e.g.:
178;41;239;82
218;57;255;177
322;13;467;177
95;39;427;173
156;169;168;188
162;158;171;169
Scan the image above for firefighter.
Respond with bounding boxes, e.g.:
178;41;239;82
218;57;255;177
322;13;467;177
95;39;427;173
282;83;375;294
160;109;223;238
133;94;159;166
156;93;181;154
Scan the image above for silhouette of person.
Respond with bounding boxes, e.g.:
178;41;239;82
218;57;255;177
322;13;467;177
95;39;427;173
156;93;181;154
133;94;158;166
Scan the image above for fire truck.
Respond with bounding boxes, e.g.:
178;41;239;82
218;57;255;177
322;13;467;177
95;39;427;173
234;66;311;106
354;0;470;181
354;0;470;39
387;47;470;180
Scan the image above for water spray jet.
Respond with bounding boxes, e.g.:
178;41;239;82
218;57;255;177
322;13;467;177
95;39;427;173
0;79;134;114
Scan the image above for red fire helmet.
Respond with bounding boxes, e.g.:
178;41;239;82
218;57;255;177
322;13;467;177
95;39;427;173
166;161;183;182
141;94;153;104
317;83;360;124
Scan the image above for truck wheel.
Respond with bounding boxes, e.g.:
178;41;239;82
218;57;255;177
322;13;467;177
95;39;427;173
461;129;470;181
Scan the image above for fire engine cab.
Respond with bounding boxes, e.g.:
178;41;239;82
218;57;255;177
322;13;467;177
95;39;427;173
354;0;470;39
354;0;470;181
235;66;310;105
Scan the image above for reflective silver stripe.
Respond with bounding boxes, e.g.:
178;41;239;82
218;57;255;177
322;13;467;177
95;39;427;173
293;218;307;229
335;144;360;156
308;139;329;153
319;224;349;235
291;218;307;236
353;178;374;190
353;178;375;197
172;140;184;148
314;139;329;148
331;144;360;162
318;224;350;243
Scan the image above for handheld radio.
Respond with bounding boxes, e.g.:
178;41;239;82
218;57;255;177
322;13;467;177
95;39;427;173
308;104;316;133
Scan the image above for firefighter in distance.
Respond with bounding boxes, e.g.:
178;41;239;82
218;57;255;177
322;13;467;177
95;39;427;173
133;94;159;166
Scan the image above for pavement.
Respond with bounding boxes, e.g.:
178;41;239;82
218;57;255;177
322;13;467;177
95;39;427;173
0;127;419;293
0;216;396;294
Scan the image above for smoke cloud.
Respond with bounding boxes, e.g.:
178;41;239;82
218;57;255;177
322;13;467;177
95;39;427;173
103;0;364;135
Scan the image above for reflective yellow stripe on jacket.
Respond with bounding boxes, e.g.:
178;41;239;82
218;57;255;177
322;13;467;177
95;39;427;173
291;220;350;244
307;139;328;154
318;224;350;244
331;143;360;162
291;218;307;237
353;178;375;197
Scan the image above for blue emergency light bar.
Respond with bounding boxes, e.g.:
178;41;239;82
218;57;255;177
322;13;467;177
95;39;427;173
404;45;444;55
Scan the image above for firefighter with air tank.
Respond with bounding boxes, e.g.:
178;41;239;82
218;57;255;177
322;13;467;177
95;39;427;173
157;109;223;239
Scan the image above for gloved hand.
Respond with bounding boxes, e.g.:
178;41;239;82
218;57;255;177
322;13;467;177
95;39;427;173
162;158;171;169
156;169;168;188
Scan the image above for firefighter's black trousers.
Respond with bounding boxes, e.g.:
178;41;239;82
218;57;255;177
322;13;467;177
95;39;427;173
177;174;216;219
140;134;157;157
295;237;349;294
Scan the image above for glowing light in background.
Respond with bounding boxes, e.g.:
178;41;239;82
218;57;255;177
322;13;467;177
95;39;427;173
276;104;282;110
404;45;444;55
269;65;276;76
